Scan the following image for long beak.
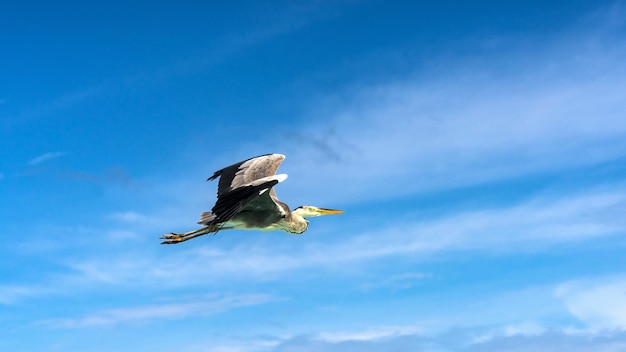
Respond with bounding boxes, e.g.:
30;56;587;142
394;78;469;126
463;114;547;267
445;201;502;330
316;208;344;215
295;206;344;217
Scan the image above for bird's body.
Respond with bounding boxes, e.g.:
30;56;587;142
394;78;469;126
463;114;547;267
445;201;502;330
161;154;342;244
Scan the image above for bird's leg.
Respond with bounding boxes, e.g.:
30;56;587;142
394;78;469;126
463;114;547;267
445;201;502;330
161;226;208;239
165;230;213;244
160;226;214;244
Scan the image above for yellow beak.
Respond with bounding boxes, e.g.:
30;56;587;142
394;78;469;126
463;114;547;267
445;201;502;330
316;208;344;215
294;206;344;217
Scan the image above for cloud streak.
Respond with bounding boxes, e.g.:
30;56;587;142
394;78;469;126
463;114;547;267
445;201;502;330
39;293;275;328
181;275;626;352
316;325;423;343
267;326;626;352
40;183;625;295
28;151;66;165
0;284;52;305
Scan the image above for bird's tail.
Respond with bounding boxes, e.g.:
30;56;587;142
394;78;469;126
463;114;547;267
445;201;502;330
198;211;217;225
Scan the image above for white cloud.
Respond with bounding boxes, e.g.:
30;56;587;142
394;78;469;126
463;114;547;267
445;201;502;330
360;272;432;291
556;277;626;331
185;339;283;352
465;331;626;352
316;325;423;343
106;211;164;236
247;277;626;351
471;321;547;344
29;151;66;166
109;211;151;223
105;229;140;241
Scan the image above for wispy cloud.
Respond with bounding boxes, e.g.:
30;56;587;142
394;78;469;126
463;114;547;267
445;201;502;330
471;321;547;344
360;272;432;291
465;331;626;352
109;211;151;223
3;179;616;314
265;307;626;352
60;166;135;188
256;12;626;206
267;329;626;352
40;184;625;294
39;293;275;328
245;274;626;352
29;151;66;166
316;325;423;343
12;85;106;125
0;284;53;305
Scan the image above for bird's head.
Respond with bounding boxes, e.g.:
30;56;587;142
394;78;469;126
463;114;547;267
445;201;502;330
280;206;343;235
292;205;344;218
279;205;343;235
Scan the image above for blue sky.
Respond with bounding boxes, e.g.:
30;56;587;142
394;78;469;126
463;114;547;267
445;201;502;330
2;1;626;351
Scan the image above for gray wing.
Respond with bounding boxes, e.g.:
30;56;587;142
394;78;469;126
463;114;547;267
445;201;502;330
208;154;286;196
200;154;287;225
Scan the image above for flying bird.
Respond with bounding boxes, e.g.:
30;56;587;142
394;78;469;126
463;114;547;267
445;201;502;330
160;153;343;244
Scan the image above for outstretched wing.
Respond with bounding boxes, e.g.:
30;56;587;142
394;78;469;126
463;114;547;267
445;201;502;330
202;154;287;225
208;154;286;196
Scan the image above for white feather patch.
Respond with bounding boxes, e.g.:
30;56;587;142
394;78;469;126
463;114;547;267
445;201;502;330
273;173;288;183
255;174;287;194
244;174;287;187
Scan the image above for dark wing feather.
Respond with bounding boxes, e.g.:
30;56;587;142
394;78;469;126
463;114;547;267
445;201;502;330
209;179;280;224
236;190;287;228
208;154;285;197
203;154;287;225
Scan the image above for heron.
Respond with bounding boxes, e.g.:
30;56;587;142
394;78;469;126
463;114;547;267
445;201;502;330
160;153;343;244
